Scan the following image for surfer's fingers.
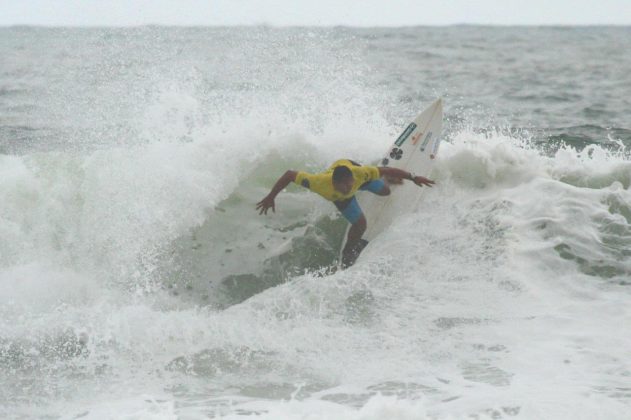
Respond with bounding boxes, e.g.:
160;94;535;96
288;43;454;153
418;178;434;187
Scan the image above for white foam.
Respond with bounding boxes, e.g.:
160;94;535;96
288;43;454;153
3;72;631;420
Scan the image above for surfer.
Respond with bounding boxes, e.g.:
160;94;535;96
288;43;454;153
256;159;434;267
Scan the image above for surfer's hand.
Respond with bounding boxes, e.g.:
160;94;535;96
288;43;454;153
256;195;275;215
413;176;435;187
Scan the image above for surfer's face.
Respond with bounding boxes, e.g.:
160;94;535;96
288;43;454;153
333;176;354;195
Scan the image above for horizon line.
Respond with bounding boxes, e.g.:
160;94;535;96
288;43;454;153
2;22;631;29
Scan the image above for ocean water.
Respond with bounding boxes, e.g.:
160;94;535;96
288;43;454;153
1;25;631;419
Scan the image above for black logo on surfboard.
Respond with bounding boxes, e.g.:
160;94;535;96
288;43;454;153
390;148;403;160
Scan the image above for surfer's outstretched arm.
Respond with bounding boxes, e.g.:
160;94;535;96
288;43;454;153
256;170;297;215
378;167;435;187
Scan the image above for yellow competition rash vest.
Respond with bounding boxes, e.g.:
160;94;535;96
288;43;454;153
293;159;381;202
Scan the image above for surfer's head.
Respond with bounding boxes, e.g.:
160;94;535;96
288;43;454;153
332;166;354;194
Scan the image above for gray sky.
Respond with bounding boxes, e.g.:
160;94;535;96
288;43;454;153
1;0;630;26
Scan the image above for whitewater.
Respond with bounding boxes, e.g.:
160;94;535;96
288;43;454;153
1;26;630;419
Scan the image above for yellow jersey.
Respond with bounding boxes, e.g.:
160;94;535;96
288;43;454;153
294;159;380;202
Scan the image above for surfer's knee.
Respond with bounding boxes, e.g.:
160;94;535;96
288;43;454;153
378;184;391;196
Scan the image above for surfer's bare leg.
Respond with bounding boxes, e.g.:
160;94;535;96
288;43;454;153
343;214;366;258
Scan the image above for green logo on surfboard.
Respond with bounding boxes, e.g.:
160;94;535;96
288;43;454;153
420;131;433;151
394;123;417;147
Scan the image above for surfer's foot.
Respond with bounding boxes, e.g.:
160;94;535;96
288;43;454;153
341;239;369;269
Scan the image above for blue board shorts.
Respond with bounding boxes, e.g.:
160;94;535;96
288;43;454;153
339;179;386;224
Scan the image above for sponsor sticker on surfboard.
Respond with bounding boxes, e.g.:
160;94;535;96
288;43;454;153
394;123;416;147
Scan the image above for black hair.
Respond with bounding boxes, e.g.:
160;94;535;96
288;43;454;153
332;166;353;183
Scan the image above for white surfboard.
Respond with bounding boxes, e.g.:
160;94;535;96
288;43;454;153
340;98;443;266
